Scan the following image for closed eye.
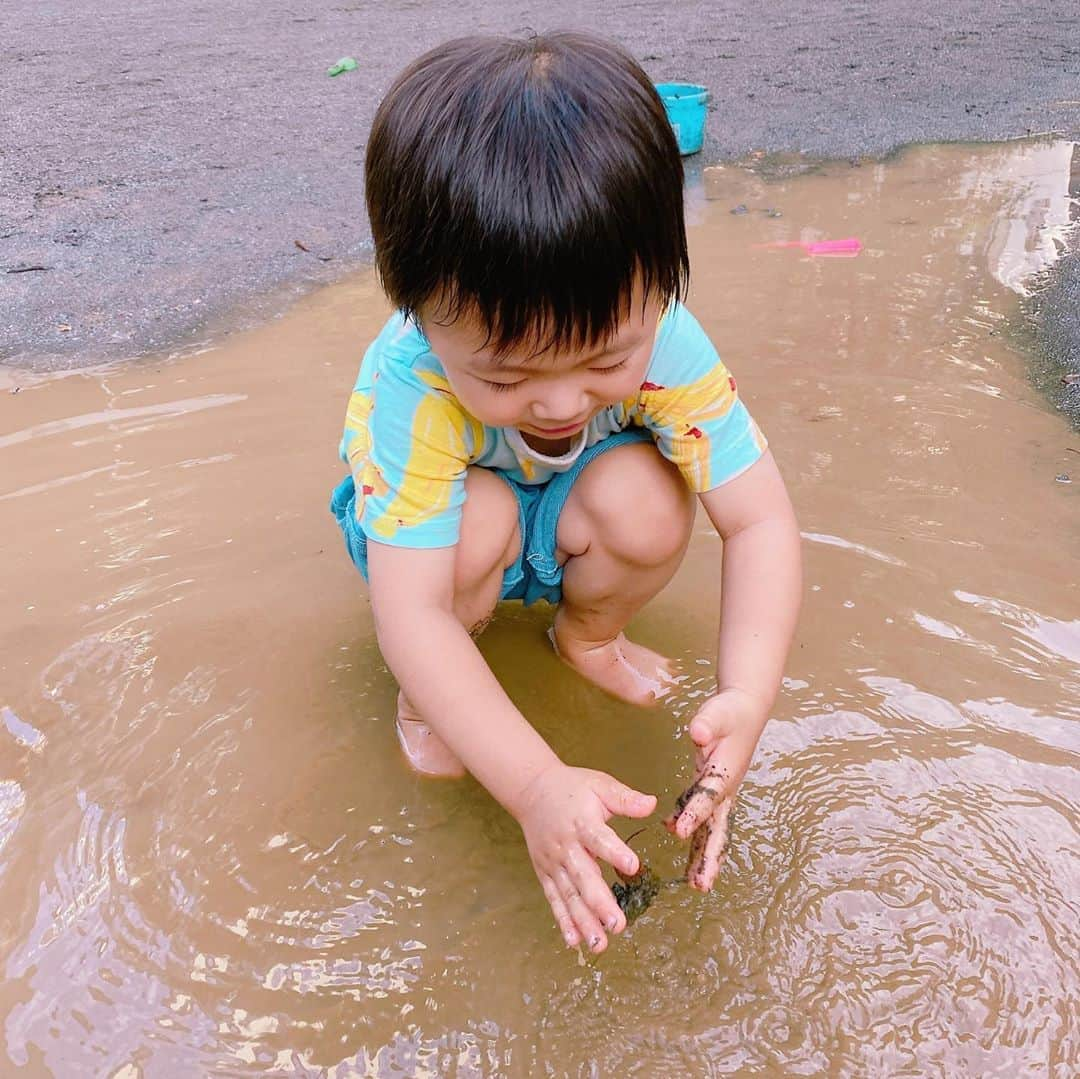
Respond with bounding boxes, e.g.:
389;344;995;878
481;378;526;393
590;358;629;375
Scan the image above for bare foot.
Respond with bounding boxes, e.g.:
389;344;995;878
549;616;678;706
394;692;466;778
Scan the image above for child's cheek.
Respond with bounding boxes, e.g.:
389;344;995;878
480;397;519;426
605;365;649;404
460;384;518;427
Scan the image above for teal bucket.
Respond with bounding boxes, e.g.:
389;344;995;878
654;82;709;155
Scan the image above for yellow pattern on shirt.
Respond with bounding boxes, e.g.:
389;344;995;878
636;362;751;491
366;370;484;540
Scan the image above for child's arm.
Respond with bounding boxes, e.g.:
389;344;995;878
667;450;802;889
367;540;657;952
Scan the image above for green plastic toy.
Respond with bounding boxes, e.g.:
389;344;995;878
327;57;358;77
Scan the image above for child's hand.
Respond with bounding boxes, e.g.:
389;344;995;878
513;764;656;953
665;688;769;892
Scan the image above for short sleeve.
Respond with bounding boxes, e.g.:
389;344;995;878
634;305;768;492
342;321;483;548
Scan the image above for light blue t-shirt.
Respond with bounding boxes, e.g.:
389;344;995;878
339;303;767;548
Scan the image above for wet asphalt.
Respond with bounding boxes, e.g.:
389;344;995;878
2;0;1079;417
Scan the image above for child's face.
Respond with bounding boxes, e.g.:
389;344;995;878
421;289;662;445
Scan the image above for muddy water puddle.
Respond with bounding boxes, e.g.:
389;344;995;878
2;140;1079;1076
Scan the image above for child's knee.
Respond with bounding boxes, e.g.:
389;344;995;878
456;468;521;590
573;445;694;568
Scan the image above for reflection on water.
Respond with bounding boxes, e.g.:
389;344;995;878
1;140;1078;1076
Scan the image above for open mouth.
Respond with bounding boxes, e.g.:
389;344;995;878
527;419;588;437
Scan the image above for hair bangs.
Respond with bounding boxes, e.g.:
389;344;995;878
428;254;675;360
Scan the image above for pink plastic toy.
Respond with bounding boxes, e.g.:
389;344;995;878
757;237;863;257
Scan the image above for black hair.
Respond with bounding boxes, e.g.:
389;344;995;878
365;31;688;357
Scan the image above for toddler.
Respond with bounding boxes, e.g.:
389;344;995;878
331;32;802;953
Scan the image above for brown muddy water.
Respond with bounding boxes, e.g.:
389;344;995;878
2;140;1079;1077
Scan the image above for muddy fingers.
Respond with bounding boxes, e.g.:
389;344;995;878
665;758;733;837
666;778;722;839
687;796;733;892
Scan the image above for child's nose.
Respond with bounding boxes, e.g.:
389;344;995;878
532;383;588;422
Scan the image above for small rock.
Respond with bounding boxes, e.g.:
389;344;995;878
1055;473;1071;484
730;204;749;215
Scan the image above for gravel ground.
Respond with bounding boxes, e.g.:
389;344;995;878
2;0;1079;392
1028;231;1080;426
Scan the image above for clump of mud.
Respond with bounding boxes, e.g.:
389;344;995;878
612;862;663;923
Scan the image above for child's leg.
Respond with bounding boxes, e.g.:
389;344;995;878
396;467;521;777
553;441;695;705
